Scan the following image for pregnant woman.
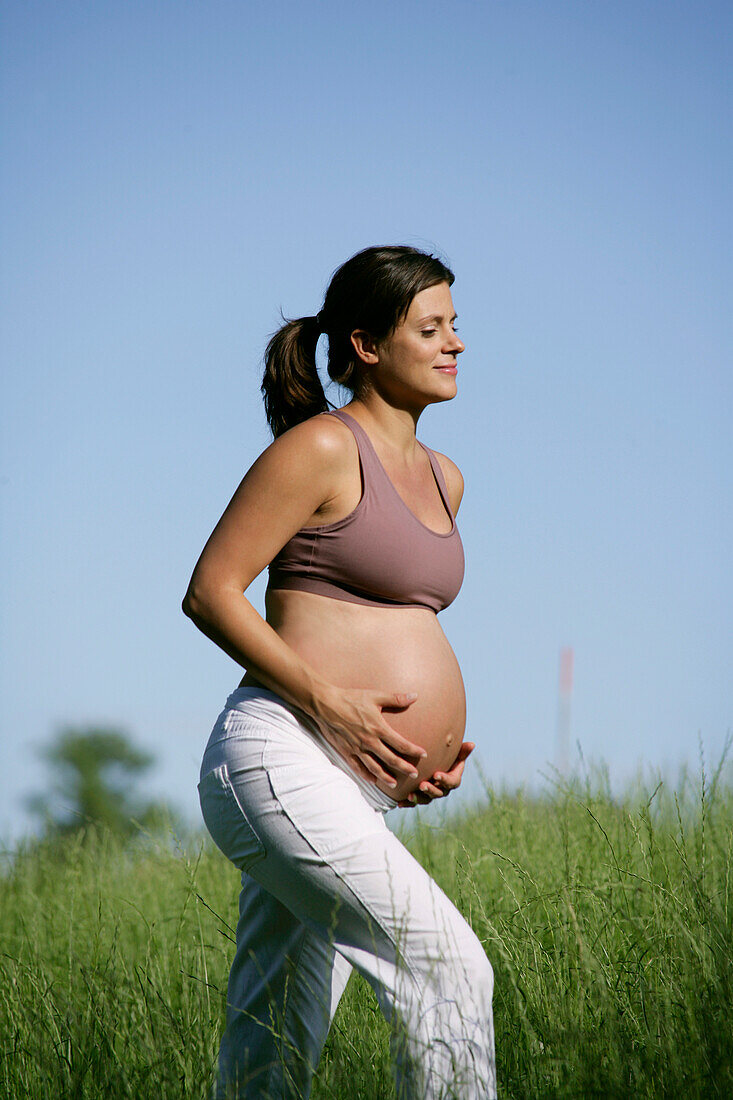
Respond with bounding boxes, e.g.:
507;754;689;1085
183;245;496;1099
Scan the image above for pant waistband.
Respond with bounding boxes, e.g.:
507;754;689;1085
223;686;399;813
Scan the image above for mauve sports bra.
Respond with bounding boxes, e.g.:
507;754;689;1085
266;409;465;613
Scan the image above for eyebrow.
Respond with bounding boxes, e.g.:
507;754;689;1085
415;313;458;324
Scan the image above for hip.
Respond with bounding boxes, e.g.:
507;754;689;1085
200;685;399;814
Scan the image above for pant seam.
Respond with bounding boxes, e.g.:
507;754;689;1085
263;749;425;992
206;693;496;1098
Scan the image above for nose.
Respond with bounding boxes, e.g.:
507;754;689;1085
449;331;465;354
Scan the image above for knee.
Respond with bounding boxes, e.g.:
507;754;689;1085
457;931;494;1005
476;946;495;1002
408;908;495;1012
422;925;494;1007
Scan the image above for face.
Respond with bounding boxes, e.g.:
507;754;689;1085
352;281;465;410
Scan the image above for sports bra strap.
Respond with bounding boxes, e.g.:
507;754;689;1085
327;408;381;473
418;443;454;520
328;408;455;530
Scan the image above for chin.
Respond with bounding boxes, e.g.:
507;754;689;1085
431;382;458;403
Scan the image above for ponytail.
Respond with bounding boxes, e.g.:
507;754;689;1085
261;314;329;438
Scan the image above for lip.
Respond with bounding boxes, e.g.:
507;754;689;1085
434;365;458;375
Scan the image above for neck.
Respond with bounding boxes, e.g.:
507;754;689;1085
344;395;423;459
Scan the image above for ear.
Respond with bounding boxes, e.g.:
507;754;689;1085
350;329;380;366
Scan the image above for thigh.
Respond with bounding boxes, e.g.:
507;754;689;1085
233;738;479;990
199;704;389;879
200;700;482;989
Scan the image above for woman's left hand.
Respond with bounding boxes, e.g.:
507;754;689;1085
397;741;475;808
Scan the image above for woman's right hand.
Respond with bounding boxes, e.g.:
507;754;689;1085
310;686;426;788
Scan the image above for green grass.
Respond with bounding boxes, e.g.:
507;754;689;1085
1;752;731;1099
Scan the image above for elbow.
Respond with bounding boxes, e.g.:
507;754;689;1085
182;582;207;622
182;576;236;623
183;573;245;624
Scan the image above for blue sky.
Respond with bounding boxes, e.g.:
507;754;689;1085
1;0;731;843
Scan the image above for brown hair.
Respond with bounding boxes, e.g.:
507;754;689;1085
261;244;455;437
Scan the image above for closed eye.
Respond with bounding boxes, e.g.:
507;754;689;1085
421;326;459;337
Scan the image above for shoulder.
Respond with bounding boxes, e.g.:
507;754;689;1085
261;411;354;471
245;411;359;512
427;449;464;515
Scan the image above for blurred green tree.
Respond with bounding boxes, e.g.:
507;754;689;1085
27;727;171;837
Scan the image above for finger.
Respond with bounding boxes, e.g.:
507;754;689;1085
357;751;403;788
349;755;378;785
320;715;420;779
369;740;421;778
408;790;434;805
361;724;424;775
446;741;475;769
438;742;476;786
431;761;467;792
377;693;426;749
456;741;476;761
378;691;419;711
422;742;476;795
418;781;447;799
434;762;464;789
377;718;428;761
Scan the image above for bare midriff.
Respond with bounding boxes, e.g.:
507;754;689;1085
241;588;466;802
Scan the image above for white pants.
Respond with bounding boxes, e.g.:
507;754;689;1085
198;687;496;1100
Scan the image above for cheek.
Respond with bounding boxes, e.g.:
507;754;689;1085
410;338;434;361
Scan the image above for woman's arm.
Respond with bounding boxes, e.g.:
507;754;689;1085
182;415;426;788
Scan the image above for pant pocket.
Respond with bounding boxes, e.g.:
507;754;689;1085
198;763;266;872
264;747;387;859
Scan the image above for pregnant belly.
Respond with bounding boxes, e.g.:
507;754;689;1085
249;591;467;802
